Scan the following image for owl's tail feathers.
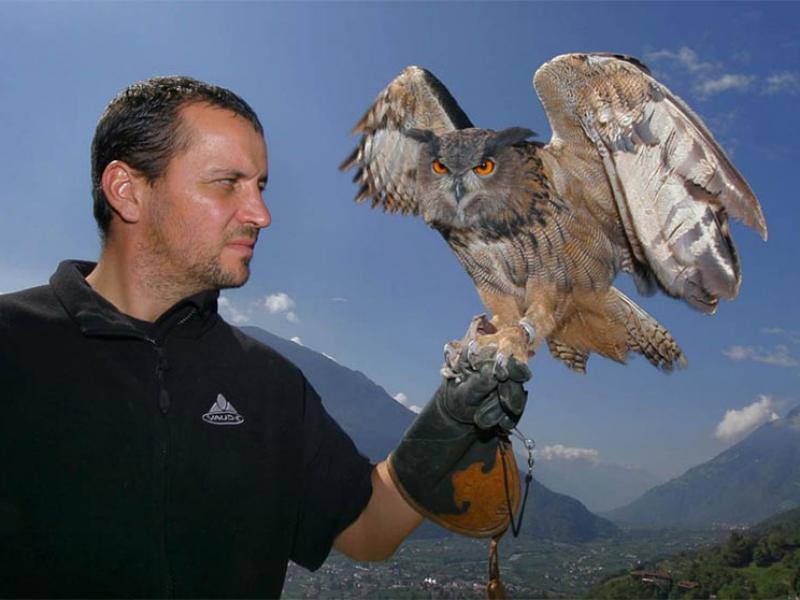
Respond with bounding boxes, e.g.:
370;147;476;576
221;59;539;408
547;287;687;373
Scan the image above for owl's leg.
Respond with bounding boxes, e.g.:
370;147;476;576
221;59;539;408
469;290;532;362
477;289;524;329
519;282;561;354
466;284;562;362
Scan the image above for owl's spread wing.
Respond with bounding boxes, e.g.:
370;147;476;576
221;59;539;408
533;53;767;313
340;66;473;215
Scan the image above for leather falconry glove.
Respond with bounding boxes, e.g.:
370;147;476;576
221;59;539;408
388;343;531;537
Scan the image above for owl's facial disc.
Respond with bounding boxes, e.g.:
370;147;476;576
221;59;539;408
418;128;517;229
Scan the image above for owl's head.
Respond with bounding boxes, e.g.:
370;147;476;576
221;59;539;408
406;126;535;230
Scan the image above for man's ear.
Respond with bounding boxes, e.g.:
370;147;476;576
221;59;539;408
101;160;146;224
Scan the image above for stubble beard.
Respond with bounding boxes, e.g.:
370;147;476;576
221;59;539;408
139;219;256;301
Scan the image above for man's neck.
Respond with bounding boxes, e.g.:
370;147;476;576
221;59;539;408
86;244;202;323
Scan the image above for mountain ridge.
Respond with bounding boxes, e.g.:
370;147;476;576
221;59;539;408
606;405;800;528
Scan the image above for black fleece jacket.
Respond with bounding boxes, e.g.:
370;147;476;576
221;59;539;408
0;260;373;598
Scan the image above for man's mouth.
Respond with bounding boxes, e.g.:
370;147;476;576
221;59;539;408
226;239;257;255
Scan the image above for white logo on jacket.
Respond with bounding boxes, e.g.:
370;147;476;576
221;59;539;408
202;393;244;425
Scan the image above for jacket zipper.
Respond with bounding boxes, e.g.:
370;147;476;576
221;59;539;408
149;338;174;598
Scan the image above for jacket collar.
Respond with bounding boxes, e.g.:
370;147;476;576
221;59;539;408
50;260;220;341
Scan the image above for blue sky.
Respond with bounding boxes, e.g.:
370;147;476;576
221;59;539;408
1;2;798;480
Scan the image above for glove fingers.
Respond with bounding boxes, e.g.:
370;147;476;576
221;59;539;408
452;355;500;401
451;374;497;406
505;357;532;383
473;395;505;430
473;396;521;432
497;381;527;417
498;414;517;432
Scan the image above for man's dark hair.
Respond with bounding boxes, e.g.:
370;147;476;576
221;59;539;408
91;76;263;241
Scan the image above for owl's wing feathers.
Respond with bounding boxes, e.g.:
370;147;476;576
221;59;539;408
341;66;473;215
533;53;767;313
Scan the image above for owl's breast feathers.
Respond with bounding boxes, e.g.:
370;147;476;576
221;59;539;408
439;143;617;299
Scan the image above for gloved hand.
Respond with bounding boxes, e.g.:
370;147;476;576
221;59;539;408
388;342;531;537
441;342;530;432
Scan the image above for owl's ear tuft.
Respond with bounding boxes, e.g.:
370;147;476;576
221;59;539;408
405;128;438;146
488;127;537;153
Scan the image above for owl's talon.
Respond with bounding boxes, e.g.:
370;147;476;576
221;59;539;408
440;365;458;379
492;351;509;380
467;340;480;368
441;341;463;379
519;320;536;347
444;342;459;364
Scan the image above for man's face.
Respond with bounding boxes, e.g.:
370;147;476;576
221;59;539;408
141;102;270;292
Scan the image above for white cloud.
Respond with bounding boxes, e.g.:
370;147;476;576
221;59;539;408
761;327;800;344
262;292;300;323
218;295;251;324
694;74;755;98
763;72;800;95
715;395;779;442
331;297;348;303
645;47;797;102
393;392;422;414
537;444;600;462
264;292;295;313
723;344;798;368
290;336;303;346
645;46;714;73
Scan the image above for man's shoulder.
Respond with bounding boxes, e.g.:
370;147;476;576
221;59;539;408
0;284;62;327
218;322;305;379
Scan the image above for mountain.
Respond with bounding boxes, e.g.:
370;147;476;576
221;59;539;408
607;406;800;529
534;456;663;513
520;479;619;541
241;326;414;461
241;326;618;541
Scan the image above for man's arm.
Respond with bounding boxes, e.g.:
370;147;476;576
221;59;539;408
332;461;422;561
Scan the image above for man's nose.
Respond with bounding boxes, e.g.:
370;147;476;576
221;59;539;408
239;183;272;229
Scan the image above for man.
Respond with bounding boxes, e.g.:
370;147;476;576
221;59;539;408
0;77;528;598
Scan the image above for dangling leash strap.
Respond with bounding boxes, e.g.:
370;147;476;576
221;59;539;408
486;428;535;599
500;428;535;537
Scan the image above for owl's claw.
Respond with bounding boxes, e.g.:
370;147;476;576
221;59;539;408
442;315;526;379
492;351;508;380
444;342;459;364
519;320;536;347
467;340;480;369
441;341;462;379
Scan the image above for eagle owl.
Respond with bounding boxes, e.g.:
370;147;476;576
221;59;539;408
342;53;767;373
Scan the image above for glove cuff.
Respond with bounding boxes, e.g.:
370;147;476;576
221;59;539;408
388;438;520;538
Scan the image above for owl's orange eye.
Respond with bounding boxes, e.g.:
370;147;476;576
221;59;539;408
432;159;448;175
473;159;496;176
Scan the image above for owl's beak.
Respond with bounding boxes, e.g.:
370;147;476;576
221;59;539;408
454;178;465;203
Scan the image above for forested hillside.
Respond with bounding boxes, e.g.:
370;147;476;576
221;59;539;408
590;508;800;598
